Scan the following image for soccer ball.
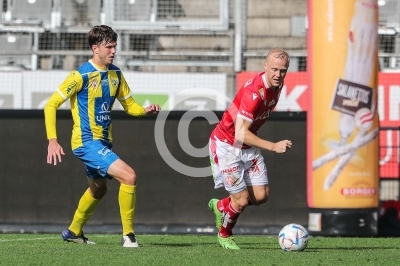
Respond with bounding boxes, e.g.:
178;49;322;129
278;223;309;251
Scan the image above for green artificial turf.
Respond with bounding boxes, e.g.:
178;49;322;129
0;234;399;266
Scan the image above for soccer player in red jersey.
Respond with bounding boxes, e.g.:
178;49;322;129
208;49;292;249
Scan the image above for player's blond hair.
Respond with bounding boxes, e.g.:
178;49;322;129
266;49;290;67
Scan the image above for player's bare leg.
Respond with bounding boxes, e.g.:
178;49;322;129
247;185;269;206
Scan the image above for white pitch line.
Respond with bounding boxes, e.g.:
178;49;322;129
0;237;60;242
0;234;111;243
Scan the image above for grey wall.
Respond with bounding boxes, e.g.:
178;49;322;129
0;111;307;228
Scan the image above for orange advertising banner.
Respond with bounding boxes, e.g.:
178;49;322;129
307;0;379;208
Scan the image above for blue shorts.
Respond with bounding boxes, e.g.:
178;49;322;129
72;140;119;179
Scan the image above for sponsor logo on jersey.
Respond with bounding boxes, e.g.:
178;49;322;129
67;81;77;94
250;158;260;173
98;147;111;156
221;166;240;174
255;109;272;120
268;99;276;106
244;78;253;88
100;102;110;113
101;79;109;87
96;102;111;122
241;109;253;118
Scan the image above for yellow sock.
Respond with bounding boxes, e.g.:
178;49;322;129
119;184;136;235
69;189;100;236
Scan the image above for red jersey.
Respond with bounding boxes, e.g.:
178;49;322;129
212;71;282;148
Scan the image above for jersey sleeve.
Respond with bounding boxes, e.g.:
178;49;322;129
44;71;83;139
116;73;146;116
237;89;259;122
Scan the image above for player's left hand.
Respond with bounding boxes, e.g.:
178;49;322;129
145;104;161;115
272;140;292;153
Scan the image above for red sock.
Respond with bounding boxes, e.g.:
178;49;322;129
219;202;242;237
217;197;231;212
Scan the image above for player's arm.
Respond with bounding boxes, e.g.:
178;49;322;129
117;74;160;116
118;94;146;116
44;91;66;165
234;117;291;153
120;96;161;116
44;71;82;165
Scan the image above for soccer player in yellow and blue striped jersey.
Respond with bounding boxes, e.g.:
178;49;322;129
44;25;160;247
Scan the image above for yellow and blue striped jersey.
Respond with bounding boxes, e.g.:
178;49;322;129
44;60;146;150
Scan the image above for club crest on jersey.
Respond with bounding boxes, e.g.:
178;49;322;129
252;93;257;100
111;78;118;88
91;79;98;89
258;88;267;105
258;88;265;100
225;175;238;186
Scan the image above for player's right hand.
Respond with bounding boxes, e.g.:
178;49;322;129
47;138;65;165
272;140;292;153
144;104;161;115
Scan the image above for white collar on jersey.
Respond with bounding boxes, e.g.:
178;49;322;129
262;74;269;89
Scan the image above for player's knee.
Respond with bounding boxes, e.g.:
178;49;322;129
232;195;250;210
123;169;137;186
91;186;107;199
250;191;269;205
239;198;250;210
257;194;269;205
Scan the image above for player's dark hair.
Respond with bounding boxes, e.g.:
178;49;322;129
87;25;118;49
266;48;290;67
